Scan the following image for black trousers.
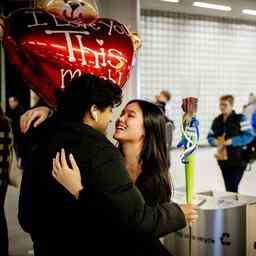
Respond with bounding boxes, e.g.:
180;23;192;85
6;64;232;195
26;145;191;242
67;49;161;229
33;239;75;256
218;161;247;193
33;240;52;256
0;181;8;256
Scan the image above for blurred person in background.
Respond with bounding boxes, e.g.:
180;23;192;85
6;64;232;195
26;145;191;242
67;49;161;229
243;92;256;126
207;95;254;193
6;96;25;168
155;90;175;152
155;90;172;115
0;105;13;256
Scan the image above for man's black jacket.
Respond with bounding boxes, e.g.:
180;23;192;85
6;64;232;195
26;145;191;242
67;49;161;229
208;111;252;164
19;121;186;255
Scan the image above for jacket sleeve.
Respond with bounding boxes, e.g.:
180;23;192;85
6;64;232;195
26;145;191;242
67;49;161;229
78;145;186;239
231;115;254;146
252;112;256;130
207;120;217;146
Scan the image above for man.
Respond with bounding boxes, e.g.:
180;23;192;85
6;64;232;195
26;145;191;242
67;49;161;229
155;90;172;114
155;90;175;151
19;74;196;256
207;95;254;192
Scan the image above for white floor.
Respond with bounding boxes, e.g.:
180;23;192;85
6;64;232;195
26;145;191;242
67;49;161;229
171;147;256;196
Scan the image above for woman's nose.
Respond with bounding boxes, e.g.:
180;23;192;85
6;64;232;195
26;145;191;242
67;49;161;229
119;115;126;122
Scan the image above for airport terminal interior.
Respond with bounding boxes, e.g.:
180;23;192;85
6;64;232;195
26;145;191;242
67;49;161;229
1;0;256;255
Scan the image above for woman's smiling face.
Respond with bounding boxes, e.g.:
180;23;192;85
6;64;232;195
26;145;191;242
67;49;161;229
113;102;145;143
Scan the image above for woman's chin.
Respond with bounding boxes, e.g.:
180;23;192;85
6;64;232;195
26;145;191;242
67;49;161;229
113;132;126;141
113;133;120;140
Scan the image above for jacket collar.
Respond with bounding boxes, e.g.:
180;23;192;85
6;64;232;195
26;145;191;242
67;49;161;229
59;121;106;140
219;110;236;122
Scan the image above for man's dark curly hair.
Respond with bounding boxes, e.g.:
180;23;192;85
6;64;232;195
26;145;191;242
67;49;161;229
56;74;122;122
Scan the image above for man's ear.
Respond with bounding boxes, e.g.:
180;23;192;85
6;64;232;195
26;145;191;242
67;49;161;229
90;105;98;122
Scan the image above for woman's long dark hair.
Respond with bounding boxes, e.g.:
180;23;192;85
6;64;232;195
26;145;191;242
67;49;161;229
122;99;172;201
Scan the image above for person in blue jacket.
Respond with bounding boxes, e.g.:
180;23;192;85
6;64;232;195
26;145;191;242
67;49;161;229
251;111;256;134
207;95;254;193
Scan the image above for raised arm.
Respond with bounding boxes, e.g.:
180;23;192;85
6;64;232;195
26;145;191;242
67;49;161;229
20;106;52;133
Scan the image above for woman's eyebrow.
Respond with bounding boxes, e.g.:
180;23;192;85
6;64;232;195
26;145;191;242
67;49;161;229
127;109;136;114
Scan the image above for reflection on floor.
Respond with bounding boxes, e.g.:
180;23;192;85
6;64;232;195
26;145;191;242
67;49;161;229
5;148;256;255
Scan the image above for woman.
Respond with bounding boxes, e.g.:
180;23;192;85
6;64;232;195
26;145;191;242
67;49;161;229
114;100;172;206
0;105;12;256
21;100;198;255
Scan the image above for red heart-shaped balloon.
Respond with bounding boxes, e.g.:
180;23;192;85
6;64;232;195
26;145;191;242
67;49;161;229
4;8;135;106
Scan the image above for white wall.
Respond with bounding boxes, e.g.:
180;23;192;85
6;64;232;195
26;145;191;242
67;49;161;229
140;10;256;145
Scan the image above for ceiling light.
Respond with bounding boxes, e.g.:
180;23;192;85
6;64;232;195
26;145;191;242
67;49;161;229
193;2;231;11
161;0;180;3
242;9;256;16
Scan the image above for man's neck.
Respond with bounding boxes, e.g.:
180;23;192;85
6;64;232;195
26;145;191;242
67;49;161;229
83;116;98;129
82;118;103;135
83;118;93;127
223;111;233;121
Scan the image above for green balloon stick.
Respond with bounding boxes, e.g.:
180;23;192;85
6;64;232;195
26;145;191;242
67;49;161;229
185;142;195;204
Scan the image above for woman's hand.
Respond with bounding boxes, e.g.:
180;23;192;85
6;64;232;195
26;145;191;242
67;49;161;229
20;106;50;133
52;148;83;199
180;204;198;225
